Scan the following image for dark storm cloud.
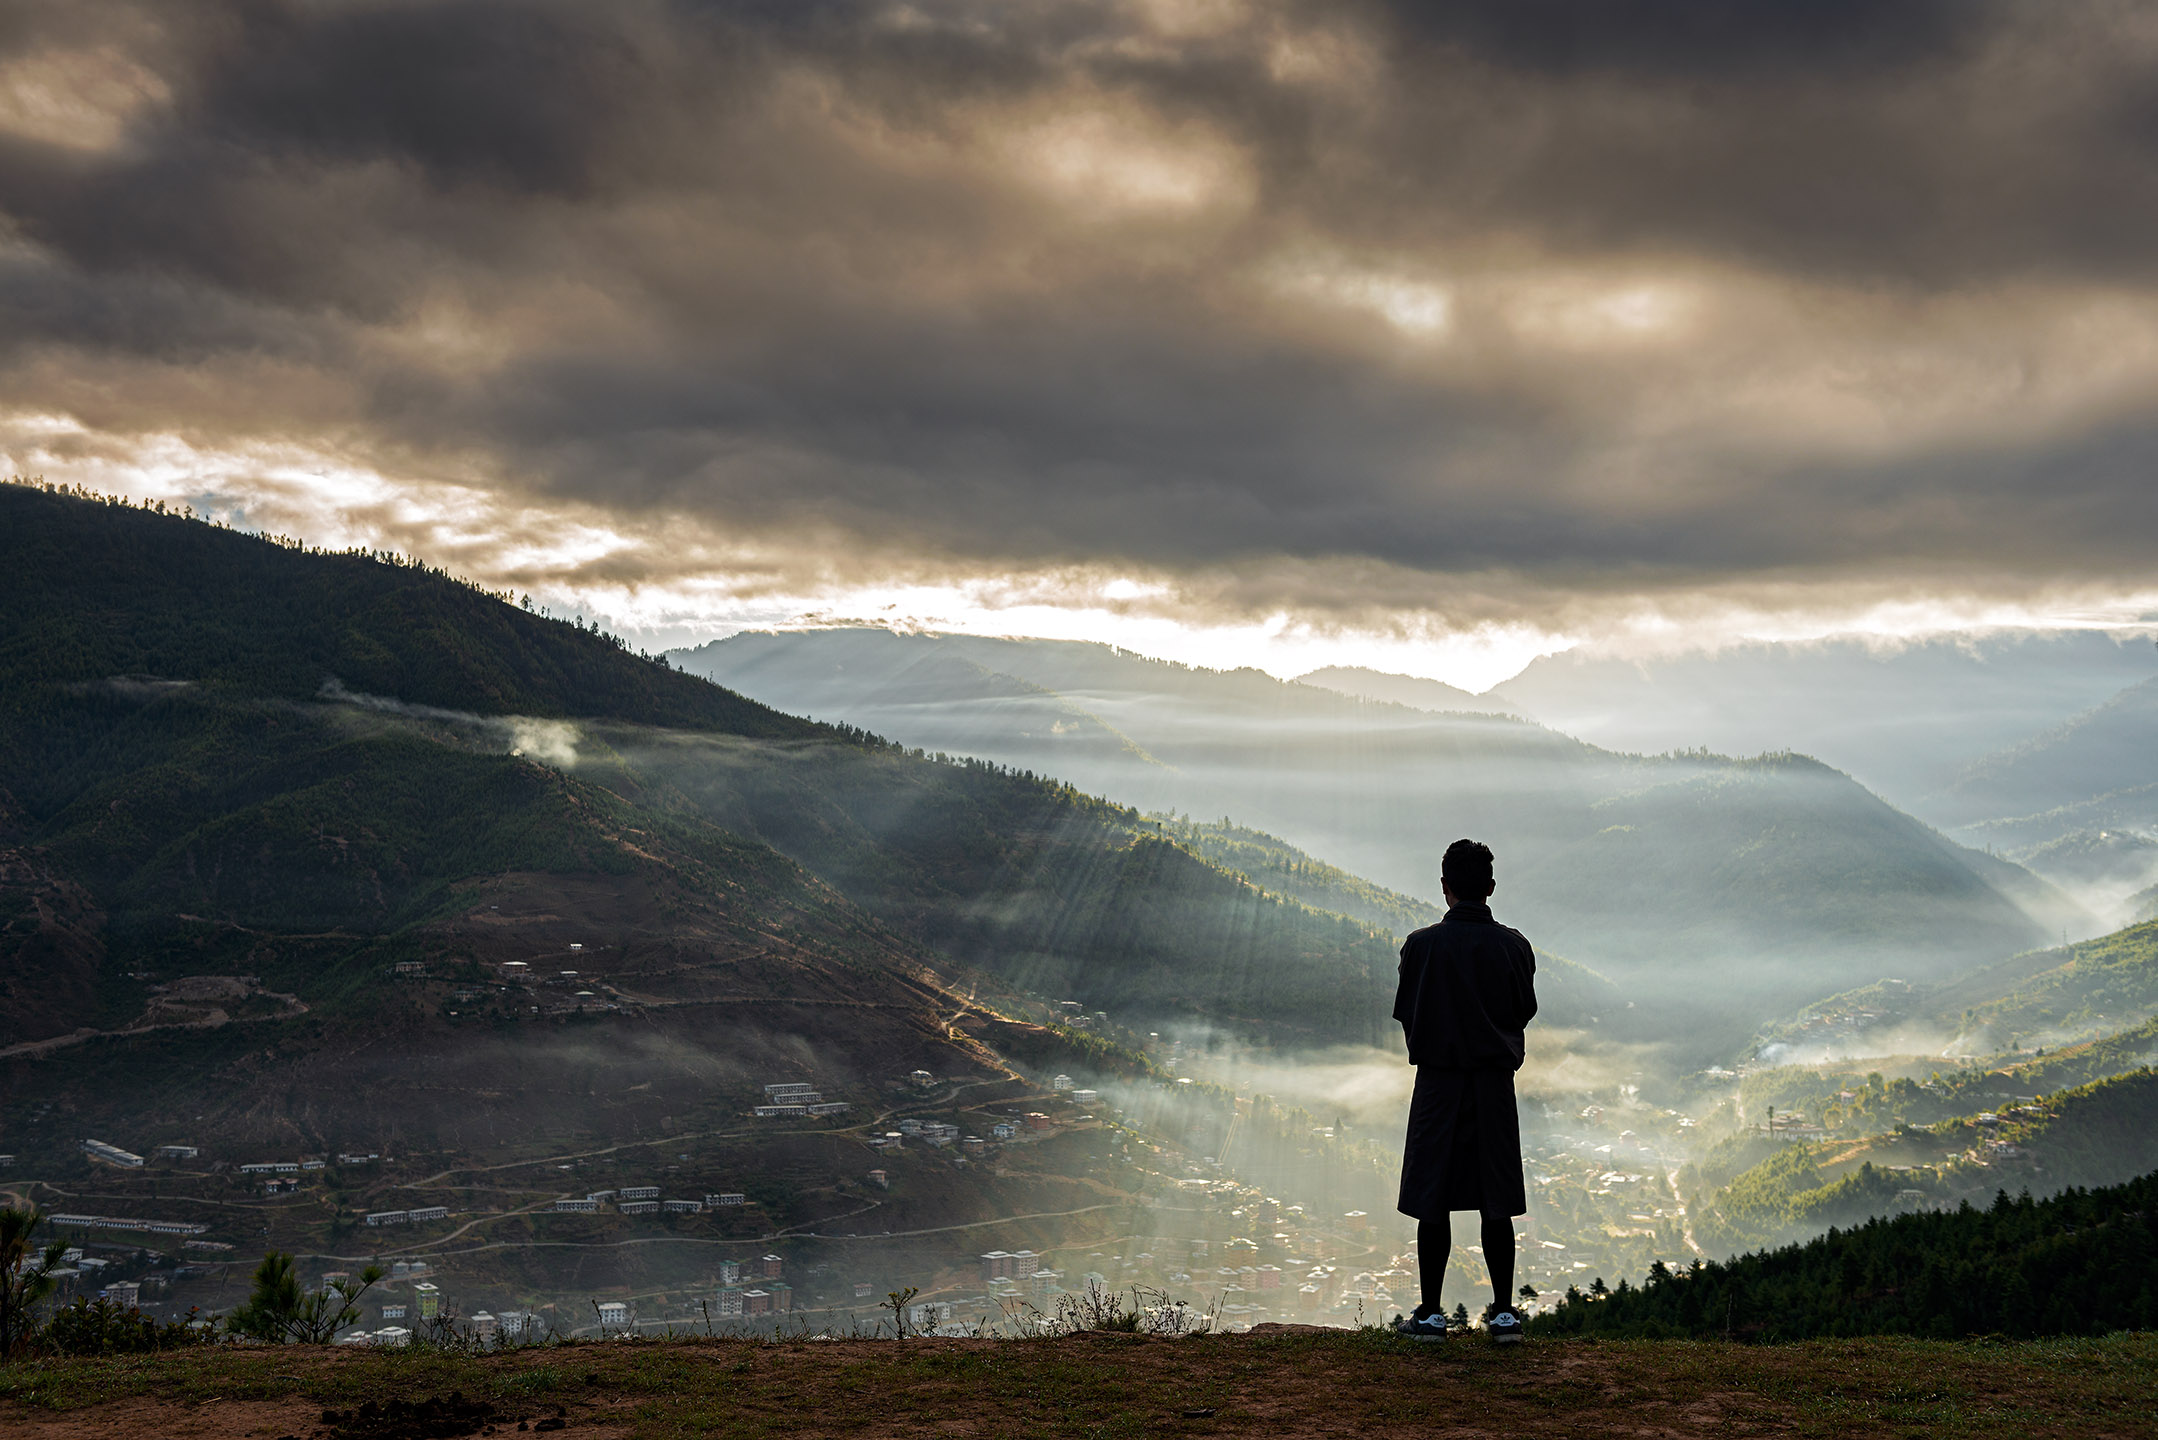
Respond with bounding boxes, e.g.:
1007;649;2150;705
1360;0;1989;79
5;0;2158;620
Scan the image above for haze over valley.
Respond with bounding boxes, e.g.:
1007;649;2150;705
5;485;2157;1342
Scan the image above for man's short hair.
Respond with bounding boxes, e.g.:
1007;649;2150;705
1442;838;1495;895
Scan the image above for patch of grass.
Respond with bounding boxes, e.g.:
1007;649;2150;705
3;1332;2155;1438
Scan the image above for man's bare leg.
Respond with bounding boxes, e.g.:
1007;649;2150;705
1416;1217;1449;1316
1482;1210;1516;1313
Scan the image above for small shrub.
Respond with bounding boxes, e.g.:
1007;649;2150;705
227;1252;385;1343
0;1207;67;1357
42;1297;213;1356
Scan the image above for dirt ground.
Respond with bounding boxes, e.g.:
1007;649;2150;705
2;1327;2154;1439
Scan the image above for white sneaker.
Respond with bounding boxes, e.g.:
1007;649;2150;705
1487;1308;1523;1345
1394;1307;1451;1341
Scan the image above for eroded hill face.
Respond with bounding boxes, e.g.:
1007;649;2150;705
0;845;106;1048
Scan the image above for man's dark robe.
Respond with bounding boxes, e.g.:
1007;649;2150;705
1394;900;1537;1219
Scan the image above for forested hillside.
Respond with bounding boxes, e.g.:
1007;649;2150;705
1148;816;1441;931
1945;674;2158;826
1533;1169;2158;1340
0;484;1431;1077
0;485;809;737
1688;1068;2158;1257
1927;919;2158;1052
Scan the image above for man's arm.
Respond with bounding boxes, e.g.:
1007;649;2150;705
1513;940;1539;1029
1393;936;1421;1058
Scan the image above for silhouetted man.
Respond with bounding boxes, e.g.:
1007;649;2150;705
1392;838;1536;1343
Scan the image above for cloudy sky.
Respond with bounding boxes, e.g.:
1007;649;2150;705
6;0;2158;685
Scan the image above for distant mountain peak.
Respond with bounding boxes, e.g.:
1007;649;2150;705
1294;665;1516;716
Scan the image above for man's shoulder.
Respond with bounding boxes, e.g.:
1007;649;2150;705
1403;919;1531;956
1423;918;1535;958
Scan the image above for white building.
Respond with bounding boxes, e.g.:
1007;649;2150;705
620;1185;661;1201
155;1144;199;1160
706;1193;746;1207
596;1301;631;1332
908;1300;955;1330
554;1197;599;1212
81;1139;145;1168
48;1213;207;1237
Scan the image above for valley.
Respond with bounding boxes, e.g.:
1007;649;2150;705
4;484;2158;1345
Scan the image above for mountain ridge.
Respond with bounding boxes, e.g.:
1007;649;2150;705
674;626;2065;1031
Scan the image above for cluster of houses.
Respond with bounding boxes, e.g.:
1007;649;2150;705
552;1187;748;1215
752;1081;852;1119
855;1078;1116;1157
32;1246;154;1305
342;1289;544;1349
82;1136;384;1179
868;1117;963;1150
49;1212;208;1237
978;1249;1051;1291
1966;1106;2039;1164
1049;1075;1102;1104
589;1256;796;1330
1053;1001;1110;1030
708;1254;792;1318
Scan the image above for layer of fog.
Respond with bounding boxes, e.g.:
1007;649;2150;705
303;668;2112;1090
668;628;2091;1047
1483;631;2158;819
318;678;582;767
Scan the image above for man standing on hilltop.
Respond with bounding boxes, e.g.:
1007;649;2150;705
1392;838;1537;1343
